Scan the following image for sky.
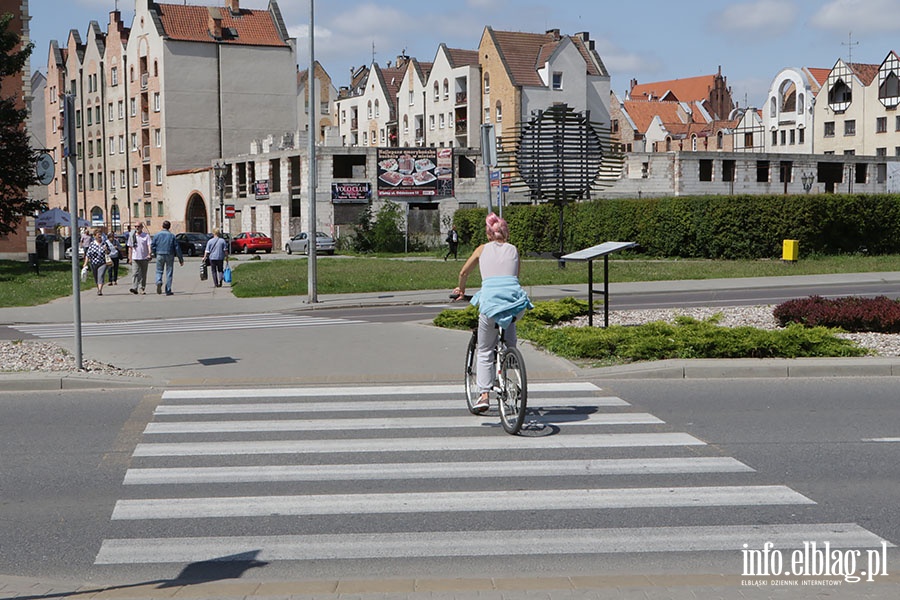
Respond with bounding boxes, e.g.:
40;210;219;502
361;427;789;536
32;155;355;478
26;0;900;109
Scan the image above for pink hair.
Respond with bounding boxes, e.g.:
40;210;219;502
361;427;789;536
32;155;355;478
485;212;509;242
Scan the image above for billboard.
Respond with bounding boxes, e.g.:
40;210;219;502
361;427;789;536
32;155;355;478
331;182;371;203
377;148;453;198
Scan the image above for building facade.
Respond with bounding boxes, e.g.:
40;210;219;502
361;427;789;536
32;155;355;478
43;0;298;235
764;67;827;154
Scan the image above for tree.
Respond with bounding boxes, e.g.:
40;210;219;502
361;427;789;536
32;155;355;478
0;12;40;236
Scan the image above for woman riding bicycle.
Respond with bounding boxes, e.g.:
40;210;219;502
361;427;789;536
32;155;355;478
452;213;533;413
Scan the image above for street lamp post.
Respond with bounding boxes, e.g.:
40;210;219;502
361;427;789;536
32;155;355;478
801;171;814;193
213;162;226;232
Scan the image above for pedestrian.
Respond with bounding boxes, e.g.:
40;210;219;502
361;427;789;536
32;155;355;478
79;227;92;254
129;223;151;294
82;229;110;296
123;224;133;264
444;225;459;261
150;220;183;296
202;229;229;288
105;233;120;285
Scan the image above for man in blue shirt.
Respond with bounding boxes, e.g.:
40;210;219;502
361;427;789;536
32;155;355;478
150;220;184;296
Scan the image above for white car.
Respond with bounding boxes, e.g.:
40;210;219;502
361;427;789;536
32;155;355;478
64;246;85;260
285;232;335;255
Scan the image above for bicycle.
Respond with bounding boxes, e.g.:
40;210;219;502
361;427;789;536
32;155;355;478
453;294;528;434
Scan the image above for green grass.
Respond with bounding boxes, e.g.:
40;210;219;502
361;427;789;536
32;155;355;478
0;260;130;308
229;253;900;298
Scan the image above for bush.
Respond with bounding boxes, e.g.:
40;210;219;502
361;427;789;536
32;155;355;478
773;295;900;333
453;194;900;260
352;201;406;253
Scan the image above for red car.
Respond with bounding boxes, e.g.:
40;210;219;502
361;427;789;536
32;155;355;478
231;231;273;254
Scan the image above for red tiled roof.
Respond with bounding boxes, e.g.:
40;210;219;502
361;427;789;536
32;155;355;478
445;47;479;68
805;67;830;88
849;62;880;86
623;100;705;133
630;74;718;103
488;28;602;87
154;3;288;47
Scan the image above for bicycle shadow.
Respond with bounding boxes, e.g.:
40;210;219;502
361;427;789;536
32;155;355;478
475;405;600;437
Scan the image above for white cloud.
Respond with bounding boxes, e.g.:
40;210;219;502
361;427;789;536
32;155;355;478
712;0;797;36
812;0;900;32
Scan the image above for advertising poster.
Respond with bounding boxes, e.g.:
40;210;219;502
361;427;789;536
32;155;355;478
435;147;454;197
377;148;446;198
331;182;371;203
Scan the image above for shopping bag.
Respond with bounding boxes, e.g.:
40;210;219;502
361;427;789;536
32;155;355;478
200;262;208;281
80;265;89;282
223;265;232;284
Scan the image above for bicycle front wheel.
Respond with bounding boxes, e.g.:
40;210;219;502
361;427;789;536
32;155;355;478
498;347;527;434
464;331;480;414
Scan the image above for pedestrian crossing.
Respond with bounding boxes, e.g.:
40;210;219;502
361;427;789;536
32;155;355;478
10;312;364;339
95;382;892;572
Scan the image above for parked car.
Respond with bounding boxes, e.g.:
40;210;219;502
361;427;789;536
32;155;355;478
175;232;212;256
64;245;85;260
231;231;273;254
284;231;336;255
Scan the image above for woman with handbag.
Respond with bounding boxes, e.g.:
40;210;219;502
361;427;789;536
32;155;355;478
83;229;110;296
202;229;229;288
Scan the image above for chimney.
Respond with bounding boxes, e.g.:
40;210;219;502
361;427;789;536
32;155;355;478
546;28;560;40
208;7;223;39
225;0;240;15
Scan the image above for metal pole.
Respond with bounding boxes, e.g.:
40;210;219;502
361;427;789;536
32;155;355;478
64;94;83;369
307;0;318;303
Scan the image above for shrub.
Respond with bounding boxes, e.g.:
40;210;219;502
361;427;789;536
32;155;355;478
773;295;900;333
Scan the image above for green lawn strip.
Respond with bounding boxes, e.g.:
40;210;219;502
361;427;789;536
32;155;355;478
0;260;131;308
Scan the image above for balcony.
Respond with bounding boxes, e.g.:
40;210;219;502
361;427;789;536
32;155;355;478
141;72;149;90
455;92;467;106
143;181;151;195
142;146;151;162
350;118;358;130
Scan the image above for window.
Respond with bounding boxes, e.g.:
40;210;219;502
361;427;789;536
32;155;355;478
367;101;372;119
722;159;735;182
374;99;379;118
844;120;856;136
97;172;102;190
409;91;414;106
89;173;94;190
439;113;445;129
111;67;118;86
156;166;162;185
552;72;563;91
443;79;449;99
119;135;125;154
429;115;435;130
132;168;139;188
143;202;151;217
153;93;160;112
131;133;138;151
155;129;161;147
496;101;502;123
756;160;769;183
118;100;124;119
483;73;490;94
130;98;136;117
95;107;100;123
780;130;786;145
771;131;778;146
433;82;439;101
157;201;164;217
799;128;805;144
120;170;126;188
896;116;900;131
484;107;490;123
824;121;835;137
877;117;887;133
789;129;795;145
110;172;116;190
779;161;792;183
108;102;113;121
403;115;409;135
698;159;712;181
877;147;887;157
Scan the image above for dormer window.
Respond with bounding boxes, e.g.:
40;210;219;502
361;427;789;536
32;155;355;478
552;72;563;91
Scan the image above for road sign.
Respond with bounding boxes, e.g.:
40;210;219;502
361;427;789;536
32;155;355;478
224;204;235;218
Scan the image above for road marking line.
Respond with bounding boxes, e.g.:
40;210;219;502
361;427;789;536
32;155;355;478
143;412;662;434
153;396;630;414
863;437;900;442
133;432;705;457
123;457;753;485
111;486;814;520
94;523;891;564
160;382;601;400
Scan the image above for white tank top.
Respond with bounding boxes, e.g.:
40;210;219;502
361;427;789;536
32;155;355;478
479;242;519;279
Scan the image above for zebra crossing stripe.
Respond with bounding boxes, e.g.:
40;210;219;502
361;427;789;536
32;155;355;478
160;381;601;400
143;412;663;434
111;486;813;520
133;432;705;457
94;523;891;564
153;396;631;415
123;457;754;485
10;313;363;339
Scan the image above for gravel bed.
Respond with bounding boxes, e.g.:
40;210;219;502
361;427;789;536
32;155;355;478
566;305;900;357
0;340;144;376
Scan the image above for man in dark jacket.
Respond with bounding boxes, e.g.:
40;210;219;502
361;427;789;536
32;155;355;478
150;220;184;295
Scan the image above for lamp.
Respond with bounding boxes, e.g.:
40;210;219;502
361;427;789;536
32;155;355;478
213;161;227;232
801;171;814;193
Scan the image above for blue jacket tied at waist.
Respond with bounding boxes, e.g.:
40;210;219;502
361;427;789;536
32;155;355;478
470;275;533;329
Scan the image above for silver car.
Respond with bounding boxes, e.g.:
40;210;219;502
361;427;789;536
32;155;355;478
285;231;335;255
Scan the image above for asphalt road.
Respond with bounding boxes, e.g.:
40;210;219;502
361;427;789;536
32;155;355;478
3;377;898;587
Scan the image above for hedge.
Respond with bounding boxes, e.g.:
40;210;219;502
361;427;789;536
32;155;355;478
453;194;900;259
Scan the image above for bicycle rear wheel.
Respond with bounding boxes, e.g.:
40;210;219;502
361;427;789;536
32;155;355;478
464;331;480;414
498;347;527;434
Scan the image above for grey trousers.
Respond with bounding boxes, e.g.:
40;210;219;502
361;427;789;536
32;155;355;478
131;258;149;291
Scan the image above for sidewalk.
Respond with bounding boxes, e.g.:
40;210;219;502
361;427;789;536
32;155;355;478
2;262;900;389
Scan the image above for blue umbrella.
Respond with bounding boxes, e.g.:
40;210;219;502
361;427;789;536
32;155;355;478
34;207;90;229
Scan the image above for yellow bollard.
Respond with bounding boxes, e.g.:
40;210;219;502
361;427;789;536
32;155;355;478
782;239;799;262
